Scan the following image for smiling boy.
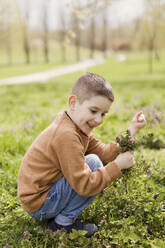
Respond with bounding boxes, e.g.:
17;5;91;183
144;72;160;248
18;73;146;237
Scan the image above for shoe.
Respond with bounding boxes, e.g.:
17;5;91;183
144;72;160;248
47;218;98;238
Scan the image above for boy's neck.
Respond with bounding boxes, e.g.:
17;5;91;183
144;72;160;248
65;111;88;137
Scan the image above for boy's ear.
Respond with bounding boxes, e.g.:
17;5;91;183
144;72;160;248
68;95;78;111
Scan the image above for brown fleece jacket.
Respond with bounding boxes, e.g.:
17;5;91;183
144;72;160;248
18;111;121;212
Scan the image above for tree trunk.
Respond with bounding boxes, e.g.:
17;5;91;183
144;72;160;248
61;43;66;63
43;4;49;63
102;16;108;58
148;49;153;74
90;17;95;59
23;25;30;64
75;21;81;62
6;26;12;65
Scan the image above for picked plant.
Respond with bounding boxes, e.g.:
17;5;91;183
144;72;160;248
115;129;136;153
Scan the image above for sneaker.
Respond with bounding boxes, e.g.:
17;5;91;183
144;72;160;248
47;218;98;238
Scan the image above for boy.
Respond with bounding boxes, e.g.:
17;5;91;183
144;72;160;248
18;73;146;237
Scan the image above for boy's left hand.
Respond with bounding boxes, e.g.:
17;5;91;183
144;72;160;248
129;111;146;137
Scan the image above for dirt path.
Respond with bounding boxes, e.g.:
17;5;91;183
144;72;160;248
0;57;104;86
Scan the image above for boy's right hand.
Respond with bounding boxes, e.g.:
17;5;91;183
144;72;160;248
114;151;135;170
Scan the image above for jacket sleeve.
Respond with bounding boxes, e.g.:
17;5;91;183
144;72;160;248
52;130;121;197
86;133;120;164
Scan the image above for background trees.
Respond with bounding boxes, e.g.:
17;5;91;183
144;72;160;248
139;0;165;73
0;0;16;64
0;0;165;71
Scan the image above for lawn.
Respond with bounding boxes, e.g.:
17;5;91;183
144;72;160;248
0;52;165;247
0;42;93;79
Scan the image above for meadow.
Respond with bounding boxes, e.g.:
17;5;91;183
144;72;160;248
0;42;96;79
0;52;165;247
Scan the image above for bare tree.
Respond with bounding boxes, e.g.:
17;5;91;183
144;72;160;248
101;6;109;57
58;3;68;63
69;0;97;59
0;0;14;65
41;0;50;63
20;1;31;64
88;0;112;58
143;0;164;73
89;17;95;58
70;2;83;61
70;0;112;59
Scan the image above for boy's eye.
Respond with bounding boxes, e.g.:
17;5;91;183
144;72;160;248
90;110;97;114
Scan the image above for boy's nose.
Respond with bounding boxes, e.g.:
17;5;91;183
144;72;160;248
94;114;103;125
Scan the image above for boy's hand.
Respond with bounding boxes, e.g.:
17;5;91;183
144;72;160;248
129;111;146;137
114;151;135;170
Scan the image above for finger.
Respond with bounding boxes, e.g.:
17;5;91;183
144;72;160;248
133;111;142;120
137;111;143;117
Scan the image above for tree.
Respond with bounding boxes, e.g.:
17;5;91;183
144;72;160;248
69;1;86;61
0;0;15;65
58;1;69;63
41;0;50;63
19;0;31;64
142;0;165;73
69;0;112;59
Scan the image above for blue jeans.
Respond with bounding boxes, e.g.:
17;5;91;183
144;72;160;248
29;154;103;226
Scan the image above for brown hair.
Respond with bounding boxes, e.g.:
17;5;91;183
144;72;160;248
72;73;114;104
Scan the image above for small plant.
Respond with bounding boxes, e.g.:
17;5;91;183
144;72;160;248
142;132;165;149
116;130;146;194
116;129;136;153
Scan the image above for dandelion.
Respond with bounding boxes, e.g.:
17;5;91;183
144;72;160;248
138;114;145;121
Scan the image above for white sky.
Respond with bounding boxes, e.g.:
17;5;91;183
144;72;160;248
20;0;145;30
109;0;144;26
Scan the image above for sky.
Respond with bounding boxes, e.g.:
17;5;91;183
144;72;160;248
20;0;145;30
109;0;144;26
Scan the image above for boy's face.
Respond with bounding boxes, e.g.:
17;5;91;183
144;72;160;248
68;95;112;135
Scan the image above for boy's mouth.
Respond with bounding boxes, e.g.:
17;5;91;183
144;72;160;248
87;122;95;129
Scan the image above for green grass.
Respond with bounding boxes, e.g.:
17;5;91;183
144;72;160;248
0;42;93;78
0;63;66;79
0;52;165;247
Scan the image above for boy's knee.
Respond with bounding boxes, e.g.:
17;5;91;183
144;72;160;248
85;154;103;172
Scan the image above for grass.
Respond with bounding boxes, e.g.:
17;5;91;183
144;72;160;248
0;63;66;79
0;52;165;247
0;42;94;78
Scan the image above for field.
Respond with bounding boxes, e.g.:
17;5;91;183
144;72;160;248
0;52;165;247
0;42;96;79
